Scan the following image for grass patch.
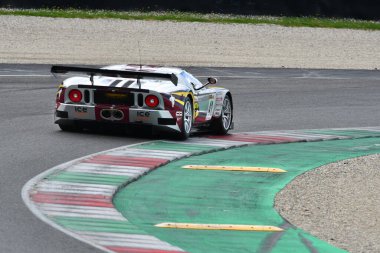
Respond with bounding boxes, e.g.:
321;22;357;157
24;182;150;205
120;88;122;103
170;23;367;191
1;8;380;30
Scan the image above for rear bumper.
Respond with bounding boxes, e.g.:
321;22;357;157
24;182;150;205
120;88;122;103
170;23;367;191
55;103;180;131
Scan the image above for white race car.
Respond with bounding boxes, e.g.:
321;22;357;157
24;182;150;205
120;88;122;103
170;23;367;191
52;64;233;139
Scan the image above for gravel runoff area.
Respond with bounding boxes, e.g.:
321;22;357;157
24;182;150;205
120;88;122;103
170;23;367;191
1;15;380;69
276;154;380;253
2;14;380;252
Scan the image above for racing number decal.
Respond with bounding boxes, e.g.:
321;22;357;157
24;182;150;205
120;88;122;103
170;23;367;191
206;95;216;120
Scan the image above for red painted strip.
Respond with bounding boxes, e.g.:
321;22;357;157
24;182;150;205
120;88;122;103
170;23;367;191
106;246;185;253
83;155;168;168
31;192;113;208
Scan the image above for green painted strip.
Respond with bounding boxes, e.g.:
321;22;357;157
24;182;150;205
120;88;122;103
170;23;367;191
46;172;129;186
115;137;380;253
53;216;147;234
135;141;217;153
305;129;380;138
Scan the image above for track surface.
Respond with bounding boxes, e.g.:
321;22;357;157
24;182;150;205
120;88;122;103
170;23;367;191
1;64;380;252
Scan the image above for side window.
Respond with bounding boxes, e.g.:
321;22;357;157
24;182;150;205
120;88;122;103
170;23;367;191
183;71;203;90
179;72;193;89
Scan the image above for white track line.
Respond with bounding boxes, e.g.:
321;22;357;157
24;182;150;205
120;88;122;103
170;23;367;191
0;74;51;77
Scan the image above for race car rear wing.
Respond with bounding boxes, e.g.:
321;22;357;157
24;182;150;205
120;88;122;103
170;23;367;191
51;65;178;86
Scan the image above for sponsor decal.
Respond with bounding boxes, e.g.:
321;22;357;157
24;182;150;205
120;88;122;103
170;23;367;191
136;111;150;121
214;110;222;117
74;107;88;113
176;111;183;117
137;111;150;117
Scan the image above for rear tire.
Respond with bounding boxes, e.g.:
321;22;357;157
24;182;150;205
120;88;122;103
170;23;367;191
211;95;233;135
177;97;193;140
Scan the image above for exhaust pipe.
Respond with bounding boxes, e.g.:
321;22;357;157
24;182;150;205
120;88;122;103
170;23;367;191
101;109;124;120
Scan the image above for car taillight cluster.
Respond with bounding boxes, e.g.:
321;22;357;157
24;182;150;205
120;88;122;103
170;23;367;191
68;89;82;103
145;95;159;108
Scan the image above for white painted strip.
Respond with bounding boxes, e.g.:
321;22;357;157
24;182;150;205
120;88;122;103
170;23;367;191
77;232;185;251
177;138;250;147
34;187;115;196
196;75;350;80
358;127;380;131
66;164;149;177
42;211;125;221
65;167;144;177
0;74;51;77
76;163;149;171
293;76;350;80
36;180;117;190
35;181;116;195
247;131;344;139
96;240;184;251
165;139;249;147
76;231;159;240
114;148;190;156
108;150;186;160
37;204;124;217
330;127;380;133
85;235;173;244
250;132;326;140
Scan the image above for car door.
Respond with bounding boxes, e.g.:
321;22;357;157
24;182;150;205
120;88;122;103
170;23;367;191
182;72;216;123
196;88;216;122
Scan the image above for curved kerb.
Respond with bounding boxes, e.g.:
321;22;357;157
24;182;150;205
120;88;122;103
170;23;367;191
22;127;380;253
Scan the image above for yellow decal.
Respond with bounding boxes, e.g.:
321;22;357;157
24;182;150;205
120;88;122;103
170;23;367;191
172;92;190;97
155;223;283;232
175;99;185;106
182;165;286;173
172;92;197;119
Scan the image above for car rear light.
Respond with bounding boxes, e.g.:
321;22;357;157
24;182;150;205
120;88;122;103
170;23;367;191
69;89;82;103
145;95;159;108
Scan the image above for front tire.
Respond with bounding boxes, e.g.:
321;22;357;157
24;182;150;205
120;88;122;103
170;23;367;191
211;95;233;135
178;97;193;140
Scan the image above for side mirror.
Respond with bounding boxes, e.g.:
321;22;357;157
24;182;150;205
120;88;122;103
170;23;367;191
207;77;217;85
195;77;218;90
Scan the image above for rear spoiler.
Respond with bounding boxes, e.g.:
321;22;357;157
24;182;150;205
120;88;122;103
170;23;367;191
51;65;178;86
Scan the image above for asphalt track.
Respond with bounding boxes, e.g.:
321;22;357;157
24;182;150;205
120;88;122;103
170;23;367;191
1;64;380;253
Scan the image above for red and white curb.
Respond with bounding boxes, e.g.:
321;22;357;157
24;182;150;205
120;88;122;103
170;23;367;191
22;127;380;253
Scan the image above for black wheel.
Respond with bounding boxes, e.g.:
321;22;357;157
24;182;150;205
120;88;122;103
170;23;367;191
58;123;81;132
211;95;233;135
178;97;193;140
